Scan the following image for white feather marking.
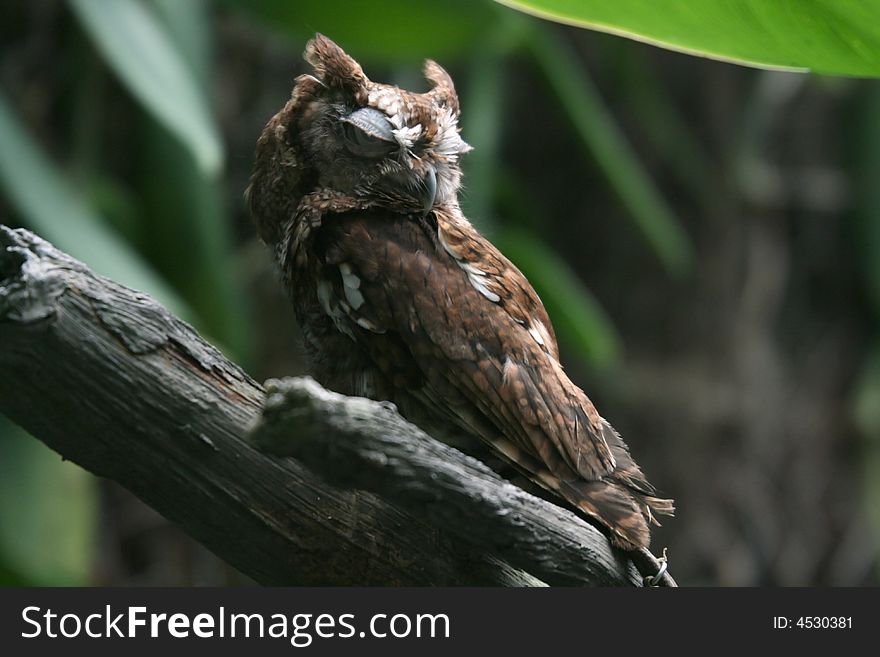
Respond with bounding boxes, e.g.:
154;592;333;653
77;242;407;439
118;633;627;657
461;262;485;277
470;276;500;302
393;124;422;148
343;284;365;310
317;279;355;339
338;263;364;309
438;228;462;260
316;280;334;317
535;320;552;348
387;112;405;129
356;316;385;333
456;262;501;303
339;263;361;289
468;273;500;302
434;107;470;156
501;357;516;384
528;325;545;346
599;418;618;470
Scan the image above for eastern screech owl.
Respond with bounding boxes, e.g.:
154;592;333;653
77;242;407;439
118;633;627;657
247;34;673;551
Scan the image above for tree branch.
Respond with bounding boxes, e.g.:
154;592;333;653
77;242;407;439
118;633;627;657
0;225;643;586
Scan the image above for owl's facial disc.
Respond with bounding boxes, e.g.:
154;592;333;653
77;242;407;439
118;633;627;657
336;104;440;214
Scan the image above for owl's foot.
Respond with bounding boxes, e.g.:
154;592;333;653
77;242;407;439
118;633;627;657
634;546;677;587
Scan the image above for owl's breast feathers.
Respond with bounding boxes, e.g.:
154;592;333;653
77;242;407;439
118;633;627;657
290;200;673;549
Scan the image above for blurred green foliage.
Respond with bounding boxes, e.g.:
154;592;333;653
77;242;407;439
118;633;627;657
0;90;191;318
226;0;496;61
852;83;880;562
497;227;621;365
0;0;878;584
525;26;693;276
69;0;223;175
0;418;97;585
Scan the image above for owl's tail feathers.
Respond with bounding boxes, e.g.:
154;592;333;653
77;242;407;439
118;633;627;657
487;424;673;550
554;420;673;550
554;476;677;584
556;479;650;550
643;494;676;523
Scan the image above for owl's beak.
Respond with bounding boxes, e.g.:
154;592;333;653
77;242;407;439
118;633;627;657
421;165;437;217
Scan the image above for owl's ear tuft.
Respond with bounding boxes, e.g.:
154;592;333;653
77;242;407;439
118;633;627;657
423;60;460;117
304;34;368;96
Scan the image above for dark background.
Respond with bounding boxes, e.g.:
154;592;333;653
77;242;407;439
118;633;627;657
1;0;878;586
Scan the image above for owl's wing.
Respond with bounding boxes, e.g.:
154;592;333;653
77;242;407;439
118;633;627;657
315;208;674;548
316;208;618;481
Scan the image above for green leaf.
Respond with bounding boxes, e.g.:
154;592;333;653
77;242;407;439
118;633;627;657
68;0;222;175
495;227;620;367
224;0;495;62
0;90;190;318
527;27;693;275
497;0;880;77
0;417;97;585
150;0;212;85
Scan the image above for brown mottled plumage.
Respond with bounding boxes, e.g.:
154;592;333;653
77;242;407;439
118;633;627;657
247;34;673;551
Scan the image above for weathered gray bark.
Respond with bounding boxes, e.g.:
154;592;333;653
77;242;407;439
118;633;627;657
0;225;646;586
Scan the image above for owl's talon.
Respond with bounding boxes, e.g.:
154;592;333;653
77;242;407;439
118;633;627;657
642;547;669;587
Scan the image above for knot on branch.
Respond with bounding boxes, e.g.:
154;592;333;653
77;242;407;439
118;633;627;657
0;226;75;323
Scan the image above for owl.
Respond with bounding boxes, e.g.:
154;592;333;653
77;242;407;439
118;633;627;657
247;34;673;556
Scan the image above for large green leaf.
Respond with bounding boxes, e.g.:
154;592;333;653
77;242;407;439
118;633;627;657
0;91;190;319
497;0;880;77
68;0;223;175
0;418;97;585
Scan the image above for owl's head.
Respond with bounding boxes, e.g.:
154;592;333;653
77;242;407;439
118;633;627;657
248;34;471;244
